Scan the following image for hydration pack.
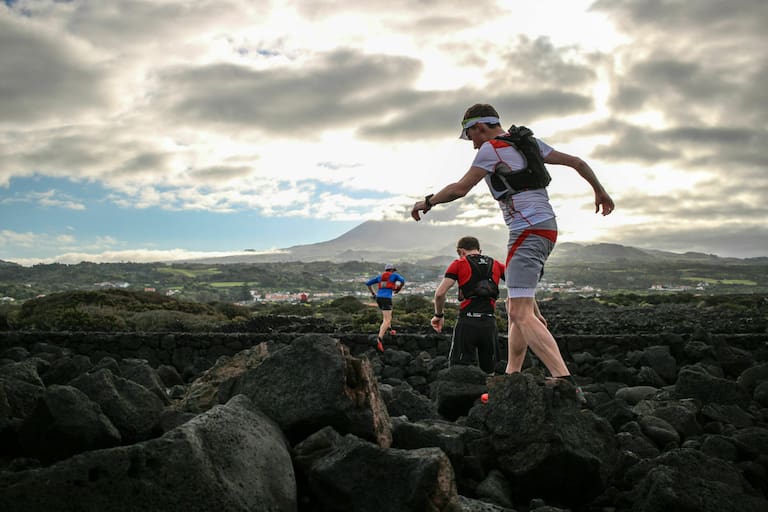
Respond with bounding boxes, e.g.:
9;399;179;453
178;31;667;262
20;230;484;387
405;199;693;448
489;125;551;199
460;255;499;300
378;271;397;289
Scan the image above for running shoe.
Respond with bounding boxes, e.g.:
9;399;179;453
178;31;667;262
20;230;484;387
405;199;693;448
480;393;489;404
376;337;384;353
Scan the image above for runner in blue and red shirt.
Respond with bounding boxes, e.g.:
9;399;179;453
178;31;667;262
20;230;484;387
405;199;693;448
366;263;405;352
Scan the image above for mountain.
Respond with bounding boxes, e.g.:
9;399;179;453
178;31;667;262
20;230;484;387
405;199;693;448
178;221;508;265
178;220;755;266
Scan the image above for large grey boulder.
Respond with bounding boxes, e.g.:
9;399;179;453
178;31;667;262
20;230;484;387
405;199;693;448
674;364;751;409
293;426;460;512
475;469;514;509
0;359;47;457
639;345;677;384
0;359;47;423
179;343;272;413
69;368;165;443
119;358;171;405
224;334;392;446
380;382;440;422
40;354;93;386
738;363;768;395
18;384;121;463
0;395;297;512
632;398;702;441
391;416;486;488
430;365;489;421
476;373;618;506
626;448;767;512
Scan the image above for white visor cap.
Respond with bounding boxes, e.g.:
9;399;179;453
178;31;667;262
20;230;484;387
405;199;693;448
459;116;500;139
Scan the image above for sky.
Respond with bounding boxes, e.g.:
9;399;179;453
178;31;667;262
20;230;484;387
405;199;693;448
1;0;767;266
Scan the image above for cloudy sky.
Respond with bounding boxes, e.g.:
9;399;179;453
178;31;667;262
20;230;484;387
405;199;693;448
1;0;766;266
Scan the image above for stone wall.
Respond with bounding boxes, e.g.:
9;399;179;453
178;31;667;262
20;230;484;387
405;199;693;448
1;330;764;378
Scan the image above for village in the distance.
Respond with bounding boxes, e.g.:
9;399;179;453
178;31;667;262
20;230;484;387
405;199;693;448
1;241;765;307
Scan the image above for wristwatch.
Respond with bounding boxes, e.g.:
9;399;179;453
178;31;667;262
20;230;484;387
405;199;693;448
433;312;444;318
424;194;434;210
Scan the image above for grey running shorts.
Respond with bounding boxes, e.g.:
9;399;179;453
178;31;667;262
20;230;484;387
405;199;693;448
505;218;557;298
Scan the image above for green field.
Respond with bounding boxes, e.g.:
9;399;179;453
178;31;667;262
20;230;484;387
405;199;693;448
156;267;222;278
209;282;247;288
681;277;757;286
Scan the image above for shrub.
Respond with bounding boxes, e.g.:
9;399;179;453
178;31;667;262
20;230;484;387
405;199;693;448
128;310;218;332
323;296;367;314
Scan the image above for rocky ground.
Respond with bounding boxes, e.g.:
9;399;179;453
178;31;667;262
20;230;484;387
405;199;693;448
0;299;767;511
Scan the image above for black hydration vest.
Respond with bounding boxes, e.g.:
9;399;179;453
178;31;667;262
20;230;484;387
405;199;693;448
489;125;552;199
460;254;499;300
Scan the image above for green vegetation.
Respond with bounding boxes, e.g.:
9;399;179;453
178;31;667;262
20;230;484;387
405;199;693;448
5;289;251;332
2;289;764;336
1;256;767;306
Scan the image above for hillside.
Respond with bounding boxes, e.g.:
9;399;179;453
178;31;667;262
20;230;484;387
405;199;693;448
176;220;765;267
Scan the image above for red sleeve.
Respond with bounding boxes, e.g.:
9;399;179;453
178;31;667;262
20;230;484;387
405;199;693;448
494;260;505;282
445;259;460;280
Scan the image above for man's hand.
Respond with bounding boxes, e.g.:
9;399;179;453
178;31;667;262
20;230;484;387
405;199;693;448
430;316;443;333
595;191;615;216
411;200;429;221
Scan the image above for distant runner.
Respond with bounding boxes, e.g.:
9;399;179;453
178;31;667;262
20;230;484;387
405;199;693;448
366;264;405;352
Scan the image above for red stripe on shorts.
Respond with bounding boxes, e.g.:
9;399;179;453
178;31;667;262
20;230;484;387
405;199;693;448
505;229;558;269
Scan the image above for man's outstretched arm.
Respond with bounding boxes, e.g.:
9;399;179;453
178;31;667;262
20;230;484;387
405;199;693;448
544;150;615;216
411;167;487;221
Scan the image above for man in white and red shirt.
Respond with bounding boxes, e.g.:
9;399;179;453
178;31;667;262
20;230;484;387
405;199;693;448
411;103;615;403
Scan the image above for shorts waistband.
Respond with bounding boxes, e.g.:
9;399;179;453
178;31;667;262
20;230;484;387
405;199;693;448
464;312;495;318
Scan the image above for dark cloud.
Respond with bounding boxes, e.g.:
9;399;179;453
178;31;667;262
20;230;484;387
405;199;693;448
492;36;599;88
187;166;253;183
360;89;593;139
615;189;766;222
38;0;260;51
156;50;422;134
598;2;766;114
587;0;768;181
3;127;110;173
0;15;108;123
158;34;599;141
588;122;676;163
590;0;768;34
291;0;498;21
112;152;171;178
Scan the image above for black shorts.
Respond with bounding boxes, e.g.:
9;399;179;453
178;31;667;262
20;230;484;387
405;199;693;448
376;297;393;311
448;314;498;373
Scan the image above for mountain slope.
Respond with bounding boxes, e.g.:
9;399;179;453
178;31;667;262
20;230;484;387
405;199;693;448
179;220;751;266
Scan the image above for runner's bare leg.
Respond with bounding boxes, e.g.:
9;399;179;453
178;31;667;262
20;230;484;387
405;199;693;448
506;297;569;377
